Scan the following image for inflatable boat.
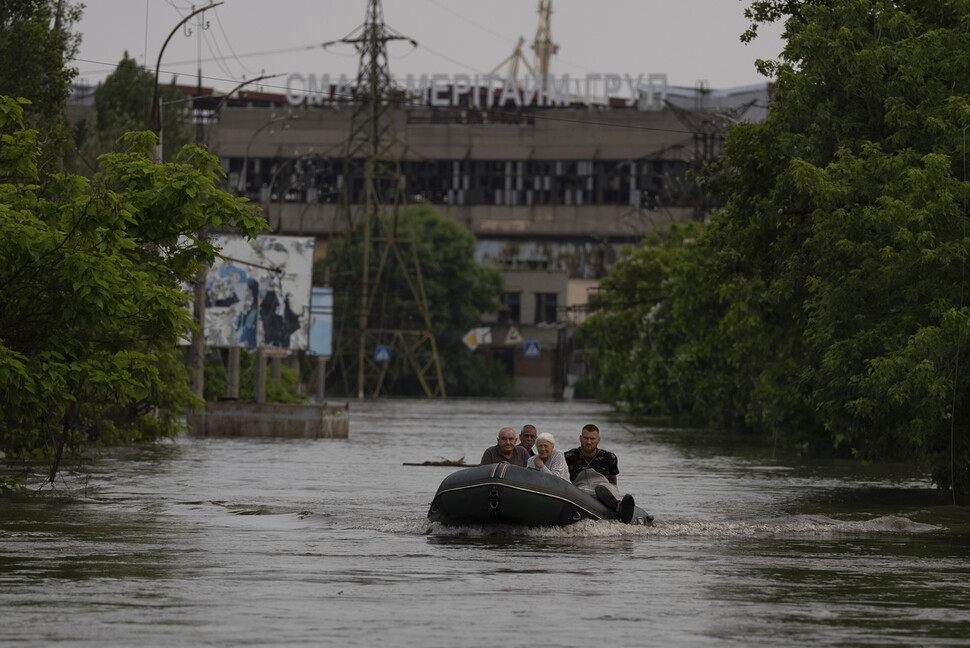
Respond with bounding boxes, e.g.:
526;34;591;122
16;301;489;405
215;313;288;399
427;463;653;526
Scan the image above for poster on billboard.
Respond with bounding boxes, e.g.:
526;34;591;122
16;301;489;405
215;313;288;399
202;235;315;350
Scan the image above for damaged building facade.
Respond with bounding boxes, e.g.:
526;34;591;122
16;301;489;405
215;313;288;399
205;78;770;398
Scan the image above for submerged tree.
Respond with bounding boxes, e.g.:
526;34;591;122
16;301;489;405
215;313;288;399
582;0;970;494
0;96;265;485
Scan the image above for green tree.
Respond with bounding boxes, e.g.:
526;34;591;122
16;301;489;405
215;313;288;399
583;0;970;494
0;96;265;484
0;0;82;173
203;350;307;404
320;203;507;397
579;221;751;427
75;52;192;171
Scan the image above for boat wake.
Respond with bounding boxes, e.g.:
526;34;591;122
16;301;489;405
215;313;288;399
381;514;940;538
646;514;940;537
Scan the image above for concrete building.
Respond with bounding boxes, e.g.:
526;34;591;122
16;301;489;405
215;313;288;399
68;77;770;398
204;81;771;397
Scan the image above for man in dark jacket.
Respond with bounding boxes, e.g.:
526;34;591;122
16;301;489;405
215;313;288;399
564;423;635;523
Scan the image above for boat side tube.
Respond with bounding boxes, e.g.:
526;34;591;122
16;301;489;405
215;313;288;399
428;464;637;526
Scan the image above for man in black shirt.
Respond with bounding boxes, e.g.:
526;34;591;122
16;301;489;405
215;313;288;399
564;423;635;523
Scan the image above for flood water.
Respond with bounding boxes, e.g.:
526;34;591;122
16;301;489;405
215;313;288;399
2;399;969;647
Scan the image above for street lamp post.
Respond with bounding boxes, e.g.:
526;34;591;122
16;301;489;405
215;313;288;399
147;2;222;399
149;2;223;160
159;93;229;160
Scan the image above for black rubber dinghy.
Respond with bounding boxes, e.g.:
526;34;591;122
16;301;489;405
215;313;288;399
427;463;652;526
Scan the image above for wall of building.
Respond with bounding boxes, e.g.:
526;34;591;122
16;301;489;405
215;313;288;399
202;97;752;399
211;107;696;161
479;270;568;398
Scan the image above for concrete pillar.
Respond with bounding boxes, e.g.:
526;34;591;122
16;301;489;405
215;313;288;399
316;356;328;402
189;267;207;398
227;347;240;399
291;355;305;395
254;347;266;403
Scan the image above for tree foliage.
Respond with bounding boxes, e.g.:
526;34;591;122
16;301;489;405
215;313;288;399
0;0;82;173
203;351;307;404
75;52;192;171
320;203;507;396
582;0;970;493
0;96;264;482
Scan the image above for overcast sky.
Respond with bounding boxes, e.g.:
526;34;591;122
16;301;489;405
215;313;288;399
71;0;786;96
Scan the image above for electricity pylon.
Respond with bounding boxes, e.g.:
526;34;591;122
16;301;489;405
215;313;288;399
327;0;445;399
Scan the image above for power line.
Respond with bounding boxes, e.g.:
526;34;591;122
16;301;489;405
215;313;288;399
422;0;517;45
202;24;237;79
412;42;480;74
213;10;258;76
73;43;334;79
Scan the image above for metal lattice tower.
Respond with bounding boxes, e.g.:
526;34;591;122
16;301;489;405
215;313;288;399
329;0;445;399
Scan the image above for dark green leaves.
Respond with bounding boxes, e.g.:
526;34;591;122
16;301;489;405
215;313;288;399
0;96;265;467
583;0;970;493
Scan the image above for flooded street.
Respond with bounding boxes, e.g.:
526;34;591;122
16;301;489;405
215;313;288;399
2;399;968;647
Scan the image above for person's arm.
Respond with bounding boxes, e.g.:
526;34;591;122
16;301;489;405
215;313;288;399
556;455;570;481
563;451;577;482
550;453;570;481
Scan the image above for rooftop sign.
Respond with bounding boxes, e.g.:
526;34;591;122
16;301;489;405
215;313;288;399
284;72;668;110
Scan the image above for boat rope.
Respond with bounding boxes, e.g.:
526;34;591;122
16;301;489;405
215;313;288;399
488;486;502;523
579;450;601;472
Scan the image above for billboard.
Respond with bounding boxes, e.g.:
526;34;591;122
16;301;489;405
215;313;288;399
203;235;315;350
308;286;333;357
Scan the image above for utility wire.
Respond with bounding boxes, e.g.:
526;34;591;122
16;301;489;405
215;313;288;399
213;9;258;76
202;23;239;79
422;0;517;45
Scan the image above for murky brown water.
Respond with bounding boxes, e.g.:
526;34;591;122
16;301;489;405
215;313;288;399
2;399;968;647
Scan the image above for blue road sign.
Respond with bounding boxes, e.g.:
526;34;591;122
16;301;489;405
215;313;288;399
375;345;391;363
523;341;540;358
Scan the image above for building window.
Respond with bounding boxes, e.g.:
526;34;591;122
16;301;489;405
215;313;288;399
500;292;521;324
535;292;558;324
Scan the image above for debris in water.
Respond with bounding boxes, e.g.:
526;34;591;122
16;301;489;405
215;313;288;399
403;457;474;467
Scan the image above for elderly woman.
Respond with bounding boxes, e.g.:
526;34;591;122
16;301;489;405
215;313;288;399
527;432;570;481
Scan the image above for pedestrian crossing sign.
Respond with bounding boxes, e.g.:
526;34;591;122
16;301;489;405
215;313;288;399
524;341;540;358
375;345;391;363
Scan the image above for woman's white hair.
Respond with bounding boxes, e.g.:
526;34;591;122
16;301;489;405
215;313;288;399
536;432;555;447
